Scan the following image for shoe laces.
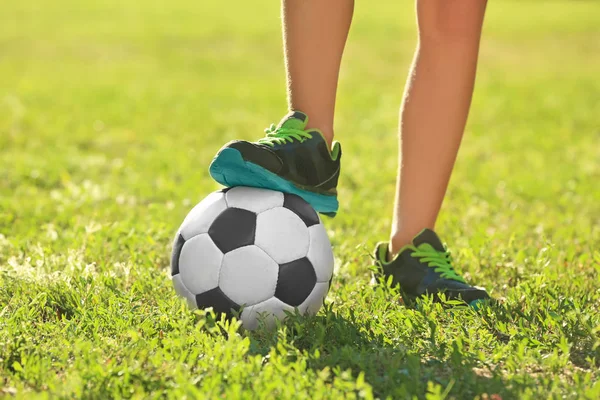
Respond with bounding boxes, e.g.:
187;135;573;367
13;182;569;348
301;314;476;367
410;243;466;283
258;123;312;147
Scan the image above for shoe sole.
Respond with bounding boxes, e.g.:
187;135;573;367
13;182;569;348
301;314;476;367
370;271;488;309
209;148;339;216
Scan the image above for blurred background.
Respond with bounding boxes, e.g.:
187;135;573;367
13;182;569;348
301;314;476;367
1;0;599;278
1;1;600;397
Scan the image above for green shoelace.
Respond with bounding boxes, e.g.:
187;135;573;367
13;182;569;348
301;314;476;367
258;123;312;147
410;243;466;283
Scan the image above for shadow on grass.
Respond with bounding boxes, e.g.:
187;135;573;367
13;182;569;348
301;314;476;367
246;305;517;399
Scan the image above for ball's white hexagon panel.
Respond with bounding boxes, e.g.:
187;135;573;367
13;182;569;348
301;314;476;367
172;273;198;309
180;191;227;240
225;187;284;214
298;281;329;315
306;223;334;283
255;207;310;264
219;245;279;306
178;233;223;294
240;297;295;330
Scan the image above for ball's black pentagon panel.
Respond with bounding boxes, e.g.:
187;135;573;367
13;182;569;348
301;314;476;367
208;207;257;253
195;287;240;318
275;257;317;306
283;193;320;227
171;233;185;276
180;191;227;240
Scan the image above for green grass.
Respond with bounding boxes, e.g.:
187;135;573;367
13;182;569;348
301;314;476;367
1;0;600;398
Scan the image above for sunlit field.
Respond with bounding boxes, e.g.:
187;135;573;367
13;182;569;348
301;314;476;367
1;1;599;398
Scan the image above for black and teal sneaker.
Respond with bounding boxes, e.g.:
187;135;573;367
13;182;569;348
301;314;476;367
209;111;342;216
373;229;490;307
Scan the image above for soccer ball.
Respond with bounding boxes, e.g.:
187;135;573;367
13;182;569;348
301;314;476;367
170;187;334;330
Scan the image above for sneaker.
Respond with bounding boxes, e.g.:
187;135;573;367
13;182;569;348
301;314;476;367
209;111;342;216
373;229;490;307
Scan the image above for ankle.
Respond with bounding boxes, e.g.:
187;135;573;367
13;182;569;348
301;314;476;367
388;235;411;260
389;227;432;258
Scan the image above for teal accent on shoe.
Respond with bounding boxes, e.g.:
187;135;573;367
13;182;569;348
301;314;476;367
209;148;339;216
469;299;488;310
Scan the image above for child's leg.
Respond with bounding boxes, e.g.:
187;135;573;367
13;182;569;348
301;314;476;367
209;1;353;216
390;0;488;254
282;0;354;146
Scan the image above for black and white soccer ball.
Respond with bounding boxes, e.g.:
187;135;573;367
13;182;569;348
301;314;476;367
170;187;334;330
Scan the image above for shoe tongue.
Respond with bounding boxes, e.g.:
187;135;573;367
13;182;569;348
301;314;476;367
412;229;445;252
277;110;308;131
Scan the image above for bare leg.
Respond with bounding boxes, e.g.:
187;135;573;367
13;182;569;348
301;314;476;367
390;0;488;254
282;0;354;146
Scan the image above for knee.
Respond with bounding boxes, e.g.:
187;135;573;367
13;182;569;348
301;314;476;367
417;0;488;46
